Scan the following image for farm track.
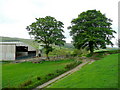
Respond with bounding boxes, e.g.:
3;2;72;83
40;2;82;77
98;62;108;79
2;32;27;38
33;60;95;89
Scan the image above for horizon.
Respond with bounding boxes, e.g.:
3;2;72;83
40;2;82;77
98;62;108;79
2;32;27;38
0;36;118;48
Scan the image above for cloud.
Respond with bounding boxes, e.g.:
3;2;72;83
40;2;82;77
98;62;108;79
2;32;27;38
0;0;119;43
0;0;45;24
0;23;30;38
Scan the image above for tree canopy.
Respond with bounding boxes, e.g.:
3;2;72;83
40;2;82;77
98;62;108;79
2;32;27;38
118;39;120;48
26;16;65;59
68;10;116;53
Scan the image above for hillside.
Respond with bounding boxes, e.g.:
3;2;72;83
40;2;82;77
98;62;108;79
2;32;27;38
0;36;39;49
0;36;74;49
49;54;118;88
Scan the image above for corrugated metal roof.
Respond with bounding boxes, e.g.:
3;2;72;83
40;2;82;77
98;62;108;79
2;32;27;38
0;42;22;45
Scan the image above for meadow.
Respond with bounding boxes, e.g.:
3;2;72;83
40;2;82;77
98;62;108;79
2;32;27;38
0;63;2;89
2;37;119;89
49;53;118;88
2;59;77;88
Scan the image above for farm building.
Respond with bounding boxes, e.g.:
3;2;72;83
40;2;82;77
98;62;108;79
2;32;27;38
0;42;37;61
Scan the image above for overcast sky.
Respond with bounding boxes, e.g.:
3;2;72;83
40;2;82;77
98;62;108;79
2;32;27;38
0;0;119;45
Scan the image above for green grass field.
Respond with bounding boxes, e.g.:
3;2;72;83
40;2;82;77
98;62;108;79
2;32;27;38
49;54;118;88
0;63;2;89
2;59;74;88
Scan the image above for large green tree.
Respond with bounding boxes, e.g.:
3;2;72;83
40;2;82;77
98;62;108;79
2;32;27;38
118;39;120;48
26;16;65;59
68;10;116;53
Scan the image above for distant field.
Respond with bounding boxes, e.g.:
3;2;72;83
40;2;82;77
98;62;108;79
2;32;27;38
49;54;118;88
1;36;39;49
95;48;119;52
1;36;73;49
2;59;74;88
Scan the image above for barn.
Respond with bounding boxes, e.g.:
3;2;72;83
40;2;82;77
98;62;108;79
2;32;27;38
0;42;37;61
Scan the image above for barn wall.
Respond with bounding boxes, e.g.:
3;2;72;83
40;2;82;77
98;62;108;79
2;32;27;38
0;44;16;61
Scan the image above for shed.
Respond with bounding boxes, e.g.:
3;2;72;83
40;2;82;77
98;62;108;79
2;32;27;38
0;42;37;61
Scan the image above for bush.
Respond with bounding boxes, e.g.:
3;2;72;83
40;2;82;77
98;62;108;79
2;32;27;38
37;76;41;80
20;80;32;87
65;61;82;70
56;69;63;73
86;53;93;57
55;69;65;74
49;48;72;57
108;49;120;54
44;73;55;81
95;49;120;54
47;73;54;76
71;49;89;57
27;69;68;88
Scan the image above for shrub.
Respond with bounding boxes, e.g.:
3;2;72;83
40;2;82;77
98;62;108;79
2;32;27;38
44;73;55;81
47;73;54;76
37;76;41;80
20;80;32;87
65;61;82;70
87;52;107;60
49;48;72;57
86;53;93;57
45;73;56;80
71;49;89;57
108;49;120;54
55;69;65;74
56;69;63;73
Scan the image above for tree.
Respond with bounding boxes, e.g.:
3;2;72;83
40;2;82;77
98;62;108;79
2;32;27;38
26;16;65;59
118;39;120;48
68;10;116;54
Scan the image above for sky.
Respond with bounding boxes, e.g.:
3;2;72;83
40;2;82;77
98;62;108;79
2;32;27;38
0;0;119;46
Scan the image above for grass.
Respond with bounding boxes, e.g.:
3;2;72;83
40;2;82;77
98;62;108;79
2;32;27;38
1;36;39;49
2;59;75;88
49;54;118;88
0;63;2;89
1;36;74;49
95;48;120;53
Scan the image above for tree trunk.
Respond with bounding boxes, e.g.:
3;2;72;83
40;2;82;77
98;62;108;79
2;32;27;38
89;41;94;54
46;53;49;60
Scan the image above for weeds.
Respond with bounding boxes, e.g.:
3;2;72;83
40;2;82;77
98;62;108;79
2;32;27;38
37;76;41;80
65;61;82;70
20;80;32;87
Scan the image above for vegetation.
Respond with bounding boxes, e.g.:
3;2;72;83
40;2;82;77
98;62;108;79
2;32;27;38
71;48;89;57
1;9;118;89
68;10;116;54
1;36;73;50
64;61;82;70
118;39;120;48
0;63;1;89
48;47;73;57
63;43;74;48
26;16;65;59
49;54;118;88
2;59;81;88
1;36;39;49
48;47;90;58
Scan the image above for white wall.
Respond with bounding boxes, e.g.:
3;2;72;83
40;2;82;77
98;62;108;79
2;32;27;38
0;44;16;61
